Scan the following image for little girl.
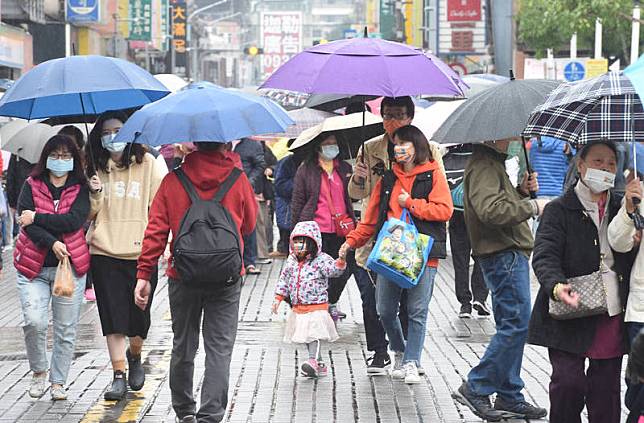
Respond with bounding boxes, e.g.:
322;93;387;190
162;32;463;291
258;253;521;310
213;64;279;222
272;221;346;378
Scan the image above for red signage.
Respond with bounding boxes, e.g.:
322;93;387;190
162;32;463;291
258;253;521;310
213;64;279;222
261;12;302;79
447;0;481;22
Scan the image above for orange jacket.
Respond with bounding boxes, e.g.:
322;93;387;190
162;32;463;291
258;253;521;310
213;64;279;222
346;160;453;267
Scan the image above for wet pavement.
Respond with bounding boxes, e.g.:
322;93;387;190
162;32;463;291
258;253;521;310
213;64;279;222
0;249;631;422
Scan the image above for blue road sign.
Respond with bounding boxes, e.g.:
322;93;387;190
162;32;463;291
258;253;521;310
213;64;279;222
66;0;100;24
564;61;585;82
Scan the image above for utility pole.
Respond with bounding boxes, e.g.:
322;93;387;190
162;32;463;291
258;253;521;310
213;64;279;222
632;0;641;64
570;33;577;59
187;0;229;81
595;18;602;59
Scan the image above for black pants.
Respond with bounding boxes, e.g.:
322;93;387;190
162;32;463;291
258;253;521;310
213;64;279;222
321;232;355;304
449;210;488;307
277;228;291;254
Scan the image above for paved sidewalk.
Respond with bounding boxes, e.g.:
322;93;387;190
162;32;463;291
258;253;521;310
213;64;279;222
0;250;630;422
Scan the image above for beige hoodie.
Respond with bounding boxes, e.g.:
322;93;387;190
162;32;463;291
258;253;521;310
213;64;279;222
88;153;167;260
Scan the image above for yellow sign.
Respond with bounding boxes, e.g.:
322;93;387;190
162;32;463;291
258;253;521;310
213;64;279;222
586;59;608;79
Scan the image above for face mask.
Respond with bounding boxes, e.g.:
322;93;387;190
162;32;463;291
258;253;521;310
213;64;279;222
47;157;74;177
394;145;414;164
102;133;127;153
383;120;408;137
320;145;339;161
292;238;311;260
583;167;616;194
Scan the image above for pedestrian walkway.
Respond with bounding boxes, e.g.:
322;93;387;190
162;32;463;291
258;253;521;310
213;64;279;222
0;251;629;422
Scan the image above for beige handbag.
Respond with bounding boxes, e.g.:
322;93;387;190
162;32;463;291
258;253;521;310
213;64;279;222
548;270;608;320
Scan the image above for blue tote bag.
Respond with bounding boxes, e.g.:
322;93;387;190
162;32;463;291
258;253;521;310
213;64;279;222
366;209;434;289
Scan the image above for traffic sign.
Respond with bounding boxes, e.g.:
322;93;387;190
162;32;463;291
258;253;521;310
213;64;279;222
564;61;585;82
66;0;100;24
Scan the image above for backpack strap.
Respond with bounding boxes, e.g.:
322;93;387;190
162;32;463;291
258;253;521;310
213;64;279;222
175;168;202;204
213;168;242;203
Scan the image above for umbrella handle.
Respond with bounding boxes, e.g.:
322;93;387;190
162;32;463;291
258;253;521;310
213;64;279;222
521;136;538;199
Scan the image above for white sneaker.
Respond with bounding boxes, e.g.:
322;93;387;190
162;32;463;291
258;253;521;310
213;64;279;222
391;352;405;379
417;365;426;376
28;373;47;398
50;385;67;401
404;362;421;384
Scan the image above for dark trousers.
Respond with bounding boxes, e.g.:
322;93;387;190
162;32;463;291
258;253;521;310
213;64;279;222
168;279;241;423
627;322;644;423
266;202;275;253
242;229;257;267
548;348;623;423
277;228;291;254
321;232;354;304
448;210;488;306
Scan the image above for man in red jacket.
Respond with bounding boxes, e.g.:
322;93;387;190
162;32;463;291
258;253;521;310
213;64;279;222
135;142;257;423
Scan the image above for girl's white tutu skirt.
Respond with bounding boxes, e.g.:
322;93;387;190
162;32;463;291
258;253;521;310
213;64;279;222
284;310;339;344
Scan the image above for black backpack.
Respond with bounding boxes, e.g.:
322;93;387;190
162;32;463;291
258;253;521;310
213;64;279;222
173;167;243;287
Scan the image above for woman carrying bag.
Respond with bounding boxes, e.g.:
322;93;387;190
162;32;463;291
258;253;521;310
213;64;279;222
14;135;95;401
339;125;453;384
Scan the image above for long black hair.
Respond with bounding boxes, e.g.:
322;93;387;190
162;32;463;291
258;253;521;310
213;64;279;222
88;110;145;173
31;135;88;185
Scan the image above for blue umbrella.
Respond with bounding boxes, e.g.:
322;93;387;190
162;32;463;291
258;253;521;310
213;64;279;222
113;86;294;146
0;55;169;119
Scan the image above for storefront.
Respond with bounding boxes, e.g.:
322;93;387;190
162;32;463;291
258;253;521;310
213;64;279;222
0;24;33;79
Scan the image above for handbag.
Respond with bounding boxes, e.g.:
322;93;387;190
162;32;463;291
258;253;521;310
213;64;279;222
366;209;434;289
321;174;355;237
53;256;75;298
548;271;608;320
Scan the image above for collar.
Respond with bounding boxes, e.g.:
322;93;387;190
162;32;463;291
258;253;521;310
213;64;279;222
472;143;508;162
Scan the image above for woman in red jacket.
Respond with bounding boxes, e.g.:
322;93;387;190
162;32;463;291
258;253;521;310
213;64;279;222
340;125;453;384
14;135;97;401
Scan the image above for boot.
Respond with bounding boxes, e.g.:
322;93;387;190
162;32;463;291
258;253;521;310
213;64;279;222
127;348;145;391
104;370;127;401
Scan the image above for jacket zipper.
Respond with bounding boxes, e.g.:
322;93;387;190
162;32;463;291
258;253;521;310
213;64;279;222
295;262;304;305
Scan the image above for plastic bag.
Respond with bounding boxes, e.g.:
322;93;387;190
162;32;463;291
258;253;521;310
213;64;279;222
366;209;433;289
53;256;75;298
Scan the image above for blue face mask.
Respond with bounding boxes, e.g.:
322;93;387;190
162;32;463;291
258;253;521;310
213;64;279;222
46;157;74;177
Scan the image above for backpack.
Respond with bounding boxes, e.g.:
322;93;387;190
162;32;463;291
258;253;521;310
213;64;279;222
173;167;243;287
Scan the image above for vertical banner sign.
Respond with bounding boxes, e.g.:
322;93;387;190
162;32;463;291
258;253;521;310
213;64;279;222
129;0;152;41
170;0;187;70
261;12;302;80
447;0;481;21
379;0;395;40
160;0;169;50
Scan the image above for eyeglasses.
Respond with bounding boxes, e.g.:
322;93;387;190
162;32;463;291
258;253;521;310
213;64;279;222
49;153;73;161
382;113;408;121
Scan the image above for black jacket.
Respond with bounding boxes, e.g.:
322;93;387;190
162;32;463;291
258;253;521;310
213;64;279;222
7;155;35;209
528;187;636;354
258;142;277;200
234;139;266;194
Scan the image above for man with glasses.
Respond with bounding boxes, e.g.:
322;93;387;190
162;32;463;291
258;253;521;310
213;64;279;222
347;96;415;375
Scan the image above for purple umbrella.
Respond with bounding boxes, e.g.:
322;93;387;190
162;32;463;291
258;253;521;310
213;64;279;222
260;35;467;98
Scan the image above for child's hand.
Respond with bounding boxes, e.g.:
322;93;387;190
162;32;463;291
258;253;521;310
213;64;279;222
271;300;281;314
335;258;347;270
338;242;352;259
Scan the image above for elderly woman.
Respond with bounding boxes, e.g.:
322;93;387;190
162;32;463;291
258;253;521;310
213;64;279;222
529;139;636;423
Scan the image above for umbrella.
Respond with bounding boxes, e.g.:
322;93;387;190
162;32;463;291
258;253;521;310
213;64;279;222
279;108;336;139
289;112;384;160
412;100;465;141
303;93;380;112
423;74;510;101
113;86;293;146
0;55;169;120
0;122;89;164
154;73;188;92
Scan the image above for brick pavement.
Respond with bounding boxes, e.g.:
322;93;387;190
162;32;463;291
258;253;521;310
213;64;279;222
0;250;630;422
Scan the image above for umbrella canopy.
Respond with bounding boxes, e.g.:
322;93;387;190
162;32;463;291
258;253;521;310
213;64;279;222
0;55;170;119
523;72;643;144
289;112;384;160
281;108;336;139
302;93;380;112
113;86;293;146
432;79;560;144
412;100;465;141
0;122;82;164
260;37;467;98
154;73;188;92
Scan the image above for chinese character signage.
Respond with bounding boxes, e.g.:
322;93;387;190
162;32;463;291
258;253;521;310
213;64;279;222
66;0;100;24
447;0;481;22
129;0;152;41
261;12;302;79
159;0;169;50
170;0;187;71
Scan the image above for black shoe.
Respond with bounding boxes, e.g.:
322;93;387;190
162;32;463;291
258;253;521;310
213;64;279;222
366;352;391;375
104;371;127;401
458;304;472;319
337;310;347;319
452;382;504;422
494;397;548;420
127;349;145;391
175;415;196;423
472;301;491;317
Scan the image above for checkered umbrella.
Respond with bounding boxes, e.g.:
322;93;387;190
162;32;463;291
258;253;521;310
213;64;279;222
523;72;644;144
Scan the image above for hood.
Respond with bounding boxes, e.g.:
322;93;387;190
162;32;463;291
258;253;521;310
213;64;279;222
289;221;322;254
181;149;242;191
392;158;440;179
534;136;565;154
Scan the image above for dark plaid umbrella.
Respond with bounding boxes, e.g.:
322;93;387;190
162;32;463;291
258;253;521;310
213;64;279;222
523;72;644;144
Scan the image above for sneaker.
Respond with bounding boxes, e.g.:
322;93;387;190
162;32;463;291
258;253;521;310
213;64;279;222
403;362;421;384
472;301;491;317
256;258;273;265
493;397;548;420
391;352;405;379
175;415;197;423
452;382;504;422
366;352;391;375
300;358;319;377
127;349;145;391
417;365;426;376
104;371;127;401
458;304;472;319
50;384;67;401
317;361;328;377
84;288;96;302
28;373;47;398
336;310;347;319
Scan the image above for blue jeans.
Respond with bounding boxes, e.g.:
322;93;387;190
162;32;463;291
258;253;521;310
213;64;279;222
17;267;86;385
467;250;531;404
243;229;257;267
376;266;436;365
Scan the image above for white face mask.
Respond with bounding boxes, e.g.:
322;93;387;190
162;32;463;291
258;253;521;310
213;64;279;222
320;145;339;161
583;168;616;194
